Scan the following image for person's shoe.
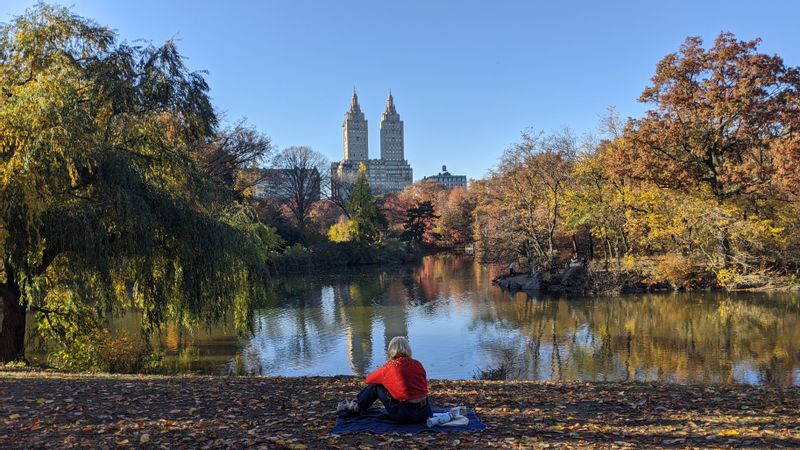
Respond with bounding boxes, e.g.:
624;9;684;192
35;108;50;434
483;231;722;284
336;401;350;413
336;400;360;416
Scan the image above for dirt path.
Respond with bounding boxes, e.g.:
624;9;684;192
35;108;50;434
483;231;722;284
1;370;799;449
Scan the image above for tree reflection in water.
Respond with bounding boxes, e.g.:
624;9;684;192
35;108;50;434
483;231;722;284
141;255;800;385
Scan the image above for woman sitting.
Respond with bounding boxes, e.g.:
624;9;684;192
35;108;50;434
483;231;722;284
337;336;432;424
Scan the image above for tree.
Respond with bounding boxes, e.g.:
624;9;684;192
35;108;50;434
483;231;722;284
347;163;386;242
564;139;634;261
327;216;353;243
436;187;476;248
627;33;800;200
623;33;800;265
198;120;274;198
379;192;410;234
329;171;358;218
271;146;328;231
476;129;576;270
0;5;272;362
402;201;439;246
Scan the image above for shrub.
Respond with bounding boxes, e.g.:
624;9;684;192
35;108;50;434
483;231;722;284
652;253;707;290
48;330;156;373
270;243;312;272
716;267;743;289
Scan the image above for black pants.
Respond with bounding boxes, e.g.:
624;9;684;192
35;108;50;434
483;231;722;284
355;384;432;424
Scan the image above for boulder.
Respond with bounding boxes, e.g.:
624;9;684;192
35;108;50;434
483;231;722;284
495;274;540;291
559;265;589;293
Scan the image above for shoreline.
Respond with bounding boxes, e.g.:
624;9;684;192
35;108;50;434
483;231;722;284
493;269;800;295
2;370;799;448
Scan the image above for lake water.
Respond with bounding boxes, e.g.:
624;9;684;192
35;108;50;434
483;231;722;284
151;255;800;384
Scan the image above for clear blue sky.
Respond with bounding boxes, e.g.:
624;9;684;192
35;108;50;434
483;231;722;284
3;1;799;180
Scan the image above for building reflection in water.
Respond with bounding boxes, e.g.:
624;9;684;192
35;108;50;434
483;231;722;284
142;255;800;385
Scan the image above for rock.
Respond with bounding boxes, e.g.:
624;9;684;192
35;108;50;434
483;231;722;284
495;275;540;291
521;277;540;291
560;265;589;293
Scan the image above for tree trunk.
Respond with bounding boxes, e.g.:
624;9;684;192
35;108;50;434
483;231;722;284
0;275;25;362
719;228;732;268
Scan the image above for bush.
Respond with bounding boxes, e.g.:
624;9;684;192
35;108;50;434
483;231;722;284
271;239;415;271
269;243;312;272
48;330;157;373
716;267;743;289
652;253;709;290
789;272;800;287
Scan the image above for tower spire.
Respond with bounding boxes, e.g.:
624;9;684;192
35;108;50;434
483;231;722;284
384;89;396;115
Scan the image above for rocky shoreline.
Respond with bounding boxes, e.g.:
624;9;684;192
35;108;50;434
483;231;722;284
493;264;798;295
1;370;799;448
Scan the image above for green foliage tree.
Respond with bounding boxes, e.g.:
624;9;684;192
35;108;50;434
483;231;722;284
347;163;386;242
0;4;275;362
401;201;439;245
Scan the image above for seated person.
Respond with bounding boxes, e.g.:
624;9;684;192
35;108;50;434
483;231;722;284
337;336;432;424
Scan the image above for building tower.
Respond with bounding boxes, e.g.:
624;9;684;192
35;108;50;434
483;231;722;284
379;90;404;161
342;89;368;161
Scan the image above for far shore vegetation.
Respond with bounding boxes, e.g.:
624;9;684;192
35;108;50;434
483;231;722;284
1;4;800;373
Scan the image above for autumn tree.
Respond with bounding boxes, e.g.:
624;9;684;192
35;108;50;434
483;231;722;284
623;33;800;266
398;179;445;208
379;193;410;235
0;5;274;362
435;187;476;248
198;121;274;198
476;129;577;271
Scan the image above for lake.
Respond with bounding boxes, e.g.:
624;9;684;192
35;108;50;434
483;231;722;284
149;255;800;384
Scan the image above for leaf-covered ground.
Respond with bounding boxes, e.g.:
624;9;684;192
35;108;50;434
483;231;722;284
1;370;799;449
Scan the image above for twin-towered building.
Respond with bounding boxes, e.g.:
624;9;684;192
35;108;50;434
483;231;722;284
331;90;413;193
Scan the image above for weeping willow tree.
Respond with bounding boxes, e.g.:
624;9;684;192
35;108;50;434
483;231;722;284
0;4;275;362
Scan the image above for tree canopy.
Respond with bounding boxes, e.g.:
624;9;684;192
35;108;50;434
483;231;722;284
0;4;274;362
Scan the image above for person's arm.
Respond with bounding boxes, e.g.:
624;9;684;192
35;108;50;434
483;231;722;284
365;363;387;385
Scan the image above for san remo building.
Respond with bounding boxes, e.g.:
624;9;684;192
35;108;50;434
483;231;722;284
331;90;413;193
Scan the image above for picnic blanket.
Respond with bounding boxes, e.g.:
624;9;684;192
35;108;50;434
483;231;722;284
332;408;487;435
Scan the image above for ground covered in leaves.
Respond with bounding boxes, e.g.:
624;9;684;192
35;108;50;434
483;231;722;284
1;370;799;449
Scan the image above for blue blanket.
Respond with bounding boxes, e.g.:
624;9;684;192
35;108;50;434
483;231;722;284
332;408;487;435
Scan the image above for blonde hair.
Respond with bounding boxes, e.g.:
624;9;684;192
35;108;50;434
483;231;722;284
387;336;412;359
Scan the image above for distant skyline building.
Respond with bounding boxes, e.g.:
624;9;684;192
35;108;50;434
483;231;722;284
331;90;413;194
252;168;321;201
423;165;467;189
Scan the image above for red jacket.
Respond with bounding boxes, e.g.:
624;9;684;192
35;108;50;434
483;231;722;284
365;356;429;402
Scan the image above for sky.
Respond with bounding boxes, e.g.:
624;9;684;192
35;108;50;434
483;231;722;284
2;1;799;180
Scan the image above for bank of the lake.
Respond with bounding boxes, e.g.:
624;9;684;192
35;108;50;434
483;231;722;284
1;370;799;449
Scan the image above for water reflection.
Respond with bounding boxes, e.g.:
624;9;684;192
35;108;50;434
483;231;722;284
151;255;800;385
